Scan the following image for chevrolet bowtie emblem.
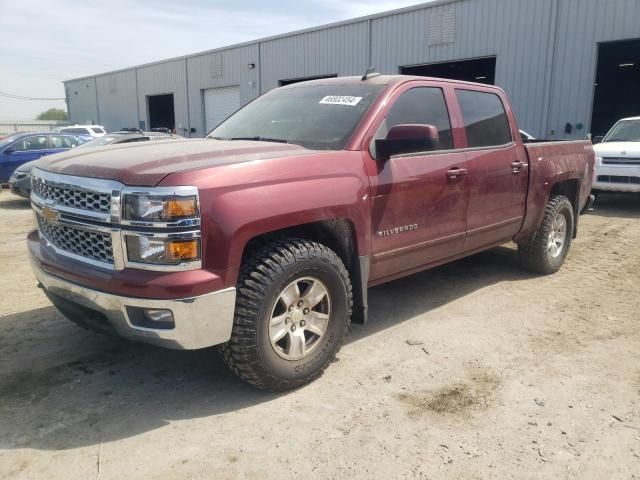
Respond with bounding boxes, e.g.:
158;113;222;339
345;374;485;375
42;204;61;224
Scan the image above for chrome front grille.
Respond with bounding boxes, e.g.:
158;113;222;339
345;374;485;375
32;176;111;214
36;213;114;265
30;169;201;272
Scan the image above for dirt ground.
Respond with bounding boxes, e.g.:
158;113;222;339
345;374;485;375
0;189;639;480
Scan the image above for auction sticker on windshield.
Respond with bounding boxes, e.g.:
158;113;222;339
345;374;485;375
319;96;363;106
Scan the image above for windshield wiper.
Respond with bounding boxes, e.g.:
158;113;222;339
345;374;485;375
220;136;289;144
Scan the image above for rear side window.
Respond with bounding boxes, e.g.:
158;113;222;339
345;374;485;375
61;127;90;135
384;87;453;150
456;90;512;148
51;135;80;148
91;127;105;134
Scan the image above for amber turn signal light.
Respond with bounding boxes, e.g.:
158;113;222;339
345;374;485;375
167;239;200;261
165;198;197;219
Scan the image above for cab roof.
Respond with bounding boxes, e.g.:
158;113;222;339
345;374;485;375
279;74;505;91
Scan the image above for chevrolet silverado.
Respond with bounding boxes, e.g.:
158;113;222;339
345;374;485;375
28;75;595;391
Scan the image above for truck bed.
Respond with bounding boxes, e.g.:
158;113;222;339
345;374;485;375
518;140;595;240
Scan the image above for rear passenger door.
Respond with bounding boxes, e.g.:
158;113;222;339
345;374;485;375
455;88;529;250
49;135;81;154
364;83;471;281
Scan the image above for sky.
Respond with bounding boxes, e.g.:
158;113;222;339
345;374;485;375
0;0;425;120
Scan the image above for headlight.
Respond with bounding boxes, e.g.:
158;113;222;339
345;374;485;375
9;171;27;182
123;194;198;223
125;235;200;265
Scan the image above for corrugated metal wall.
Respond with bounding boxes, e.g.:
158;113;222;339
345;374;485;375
187;44;259;136
95;70;138;132
547;0;640;139
64;0;640;140
259;21;370;91
136;59;189;134
370;0;556;136
65;79;99;125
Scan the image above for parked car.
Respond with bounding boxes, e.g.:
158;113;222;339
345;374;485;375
8;131;180;198
592;116;640;194
8;159;38;198
29;75;594;391
55;125;107;140
0;132;84;184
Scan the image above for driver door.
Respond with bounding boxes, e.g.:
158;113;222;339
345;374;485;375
363;83;471;282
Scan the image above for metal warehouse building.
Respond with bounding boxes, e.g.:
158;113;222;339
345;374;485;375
65;0;640;140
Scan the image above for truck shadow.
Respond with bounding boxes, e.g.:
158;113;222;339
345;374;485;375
0;246;531;451
0;196;30;210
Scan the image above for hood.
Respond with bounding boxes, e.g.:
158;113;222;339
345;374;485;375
17;158;43;173
36;138;314;186
594;141;640;158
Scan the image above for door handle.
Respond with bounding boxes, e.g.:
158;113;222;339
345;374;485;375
447;167;468;182
511;161;528;174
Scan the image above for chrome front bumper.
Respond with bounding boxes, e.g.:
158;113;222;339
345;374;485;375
32;261;236;350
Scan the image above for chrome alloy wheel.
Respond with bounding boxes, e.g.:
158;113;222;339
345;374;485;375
269;276;332;361
548;212;567;258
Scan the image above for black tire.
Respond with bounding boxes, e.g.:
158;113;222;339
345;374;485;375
518;195;575;275
220;238;353;391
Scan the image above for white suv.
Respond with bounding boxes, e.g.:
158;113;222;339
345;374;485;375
56;125;107;138
593;117;640;193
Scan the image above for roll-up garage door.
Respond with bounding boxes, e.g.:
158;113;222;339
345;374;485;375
204;86;241;133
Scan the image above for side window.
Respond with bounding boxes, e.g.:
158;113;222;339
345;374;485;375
383;87;453;151
61;128;86;135
119;137;149;144
456;90;512;148
13;135;49;151
51;135;78;148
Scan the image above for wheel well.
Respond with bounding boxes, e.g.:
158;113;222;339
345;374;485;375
241;219;368;324
550;179;579;237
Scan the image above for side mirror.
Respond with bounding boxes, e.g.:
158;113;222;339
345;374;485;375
375;124;440;160
4;148;16;154
592;136;604;145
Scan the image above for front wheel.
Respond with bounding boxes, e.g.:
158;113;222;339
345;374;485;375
518;195;575;274
220;239;352;391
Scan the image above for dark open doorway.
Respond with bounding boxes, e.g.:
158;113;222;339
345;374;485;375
591;38;640;137
279;74;338;86
401;57;496;84
147;94;175;131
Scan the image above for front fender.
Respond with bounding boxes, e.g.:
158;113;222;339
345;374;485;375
202;174;371;271
161;152;372;281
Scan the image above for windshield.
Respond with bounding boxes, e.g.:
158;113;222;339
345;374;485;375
209;84;385;150
75;134;130;149
603;120;640;142
0;134;22;149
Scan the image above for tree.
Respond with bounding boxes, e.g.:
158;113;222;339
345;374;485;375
36;108;68;121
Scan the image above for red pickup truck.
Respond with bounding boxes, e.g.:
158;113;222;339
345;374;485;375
29;75;594;391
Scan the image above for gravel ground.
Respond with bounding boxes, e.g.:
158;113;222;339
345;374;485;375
0;190;639;480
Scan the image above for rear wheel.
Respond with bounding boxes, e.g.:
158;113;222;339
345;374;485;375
220;239;352;391
518;195;574;274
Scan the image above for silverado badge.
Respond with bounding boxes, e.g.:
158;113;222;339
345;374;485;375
377;224;418;237
42;204;61;224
